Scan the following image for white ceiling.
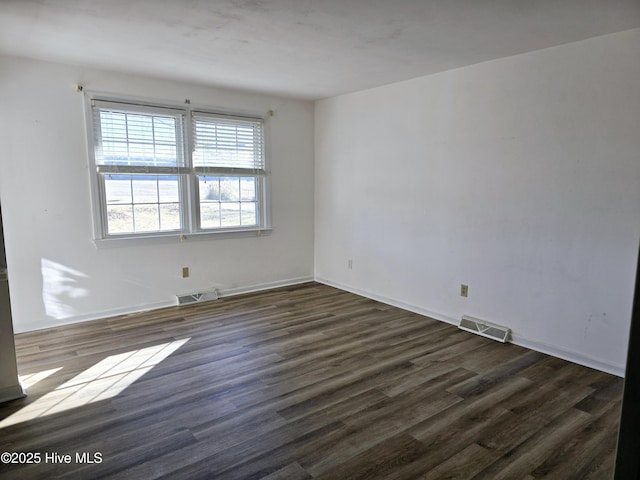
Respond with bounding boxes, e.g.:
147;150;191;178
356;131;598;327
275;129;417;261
1;0;639;100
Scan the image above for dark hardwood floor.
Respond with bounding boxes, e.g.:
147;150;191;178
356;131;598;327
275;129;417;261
0;282;623;479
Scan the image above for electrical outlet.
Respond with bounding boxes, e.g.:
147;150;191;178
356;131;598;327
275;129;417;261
348;259;353;269
460;284;468;297
182;267;189;278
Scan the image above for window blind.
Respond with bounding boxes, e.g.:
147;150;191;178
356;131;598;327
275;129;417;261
192;113;265;174
92;101;186;173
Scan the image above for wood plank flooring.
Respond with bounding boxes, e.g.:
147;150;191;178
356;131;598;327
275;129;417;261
0;282;623;479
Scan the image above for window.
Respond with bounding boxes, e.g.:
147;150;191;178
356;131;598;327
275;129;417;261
87;99;269;241
192;113;265;230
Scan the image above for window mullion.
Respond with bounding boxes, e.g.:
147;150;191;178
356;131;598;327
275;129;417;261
125;113;131;166
152;117;157;167
182;110;195;234
129;176;136;233
156;176;161;230
97;173;109;238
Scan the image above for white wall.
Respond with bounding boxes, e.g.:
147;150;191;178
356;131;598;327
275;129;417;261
315;29;640;376
0;55;315;333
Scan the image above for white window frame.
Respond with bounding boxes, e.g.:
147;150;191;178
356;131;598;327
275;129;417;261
83;93;271;246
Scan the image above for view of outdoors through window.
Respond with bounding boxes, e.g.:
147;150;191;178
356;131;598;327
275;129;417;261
104;175;181;233
199;176;258;229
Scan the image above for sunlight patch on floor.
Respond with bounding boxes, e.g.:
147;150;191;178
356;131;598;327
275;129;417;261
19;367;63;390
1;338;189;428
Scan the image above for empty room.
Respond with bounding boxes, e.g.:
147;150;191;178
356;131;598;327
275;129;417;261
1;1;639;479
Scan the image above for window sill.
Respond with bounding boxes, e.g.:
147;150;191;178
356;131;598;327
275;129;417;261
93;228;273;249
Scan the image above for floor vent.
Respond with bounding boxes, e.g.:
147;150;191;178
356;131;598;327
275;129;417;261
176;290;219;306
458;315;510;343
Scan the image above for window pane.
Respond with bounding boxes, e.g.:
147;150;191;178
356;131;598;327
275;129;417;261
104;175;132;204
220;177;240;202
155;144;177;165
240;177;256;201
154;117;176;142
159;203;181;230
107;205;133;234
220;203;240;227
101;111;126;140
159;177;180;203
126;114;153;141
102;141;129;164
241;202;257;226
128;142;156;164
132;176;159;204
200;203;221;229
199;176;220;202
133;204;160;232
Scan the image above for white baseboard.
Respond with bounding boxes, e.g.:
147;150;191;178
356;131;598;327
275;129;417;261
315;276;626;378
14;277;315;334
218;276;315;298
510;335;625;378
315;276;459;325
13;301;173;334
0;383;26;404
